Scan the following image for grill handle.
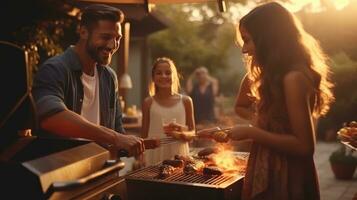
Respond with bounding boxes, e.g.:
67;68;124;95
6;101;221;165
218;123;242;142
48;160;125;191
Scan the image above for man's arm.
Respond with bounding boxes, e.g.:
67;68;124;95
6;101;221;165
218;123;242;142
33;62;143;156
41;110;113;144
41;110;144;156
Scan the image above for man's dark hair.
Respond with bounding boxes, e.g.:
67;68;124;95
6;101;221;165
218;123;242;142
80;4;124;29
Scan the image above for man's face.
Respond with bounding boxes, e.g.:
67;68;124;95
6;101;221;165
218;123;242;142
85;20;122;65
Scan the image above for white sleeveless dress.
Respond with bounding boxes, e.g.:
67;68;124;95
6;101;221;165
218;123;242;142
144;95;190;165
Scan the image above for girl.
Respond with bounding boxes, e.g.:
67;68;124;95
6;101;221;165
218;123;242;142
199;2;334;200
141;57;195;165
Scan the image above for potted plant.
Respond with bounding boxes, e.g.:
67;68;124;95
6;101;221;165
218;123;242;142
329;145;357;180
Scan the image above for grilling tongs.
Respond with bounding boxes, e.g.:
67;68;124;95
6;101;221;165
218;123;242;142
118;127;232;157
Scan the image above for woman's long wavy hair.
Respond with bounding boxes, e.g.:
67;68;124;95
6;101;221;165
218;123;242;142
148;57;181;96
238;2;334;131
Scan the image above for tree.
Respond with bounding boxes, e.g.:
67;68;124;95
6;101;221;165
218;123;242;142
1;0;79;76
148;3;237;93
317;52;357;138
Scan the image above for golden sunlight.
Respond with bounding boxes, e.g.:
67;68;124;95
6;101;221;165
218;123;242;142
283;0;350;12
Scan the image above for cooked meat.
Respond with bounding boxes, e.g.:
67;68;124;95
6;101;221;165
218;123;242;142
174;155;195;164
158;164;176;178
162;159;184;168
183;160;205;174
197;147;219;157
203;166;223;176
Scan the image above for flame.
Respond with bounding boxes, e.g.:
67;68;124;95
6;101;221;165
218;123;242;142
210;144;242;173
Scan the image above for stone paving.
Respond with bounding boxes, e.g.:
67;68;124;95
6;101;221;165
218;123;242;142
315;141;357;200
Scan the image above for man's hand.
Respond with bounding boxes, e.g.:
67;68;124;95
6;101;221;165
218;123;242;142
114;134;145;157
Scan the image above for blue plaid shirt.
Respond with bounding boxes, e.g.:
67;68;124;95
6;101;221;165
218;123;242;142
32;46;125;134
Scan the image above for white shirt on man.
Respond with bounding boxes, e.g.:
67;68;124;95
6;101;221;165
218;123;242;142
80;68;100;125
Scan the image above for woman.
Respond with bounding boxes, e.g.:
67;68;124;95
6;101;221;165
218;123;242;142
141;57;195;165
186;66;219;124
199;2;334;200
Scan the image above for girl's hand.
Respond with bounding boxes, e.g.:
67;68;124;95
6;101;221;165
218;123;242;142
180;130;196;141
165;130;195;142
164;122;188;133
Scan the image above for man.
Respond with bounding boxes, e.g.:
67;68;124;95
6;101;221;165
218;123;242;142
32;4;144;156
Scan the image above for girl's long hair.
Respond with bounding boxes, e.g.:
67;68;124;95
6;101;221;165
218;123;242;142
148;57;181;96
238;2;334;131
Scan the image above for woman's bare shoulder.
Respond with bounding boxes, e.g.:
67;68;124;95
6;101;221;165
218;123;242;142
283;70;314;92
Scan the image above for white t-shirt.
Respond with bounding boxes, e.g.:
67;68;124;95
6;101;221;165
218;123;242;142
80;68;100;125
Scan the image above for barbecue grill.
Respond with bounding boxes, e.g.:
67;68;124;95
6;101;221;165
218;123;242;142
125;152;248;200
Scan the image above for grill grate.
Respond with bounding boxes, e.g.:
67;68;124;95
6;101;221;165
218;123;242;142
128;165;239;185
127;154;249;187
125;152;249;200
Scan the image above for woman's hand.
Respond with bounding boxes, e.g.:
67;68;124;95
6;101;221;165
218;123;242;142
212;131;230;143
196;127;230;143
196;127;221;138
228;124;253;141
197;125;253;142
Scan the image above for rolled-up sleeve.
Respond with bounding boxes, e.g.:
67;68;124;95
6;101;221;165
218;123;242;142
32;61;68;122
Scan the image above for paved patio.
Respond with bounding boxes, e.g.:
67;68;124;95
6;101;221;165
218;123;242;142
315;141;357;200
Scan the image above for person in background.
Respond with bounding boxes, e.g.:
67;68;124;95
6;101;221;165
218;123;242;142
32;4;144;157
186;66;219;125
199;2;334;200
141;57;195;165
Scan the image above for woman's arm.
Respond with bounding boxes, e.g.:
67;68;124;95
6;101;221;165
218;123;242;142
141;97;152;138
235;73;255;120
210;77;219;96
229;71;316;156
183;95;195;131
185;73;195;95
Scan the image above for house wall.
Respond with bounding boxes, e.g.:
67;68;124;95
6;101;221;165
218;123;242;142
126;38;143;108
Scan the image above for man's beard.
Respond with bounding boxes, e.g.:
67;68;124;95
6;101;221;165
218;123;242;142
86;39;111;65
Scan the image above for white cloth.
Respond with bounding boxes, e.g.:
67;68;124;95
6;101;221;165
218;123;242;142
145;95;189;165
80;68;100;125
